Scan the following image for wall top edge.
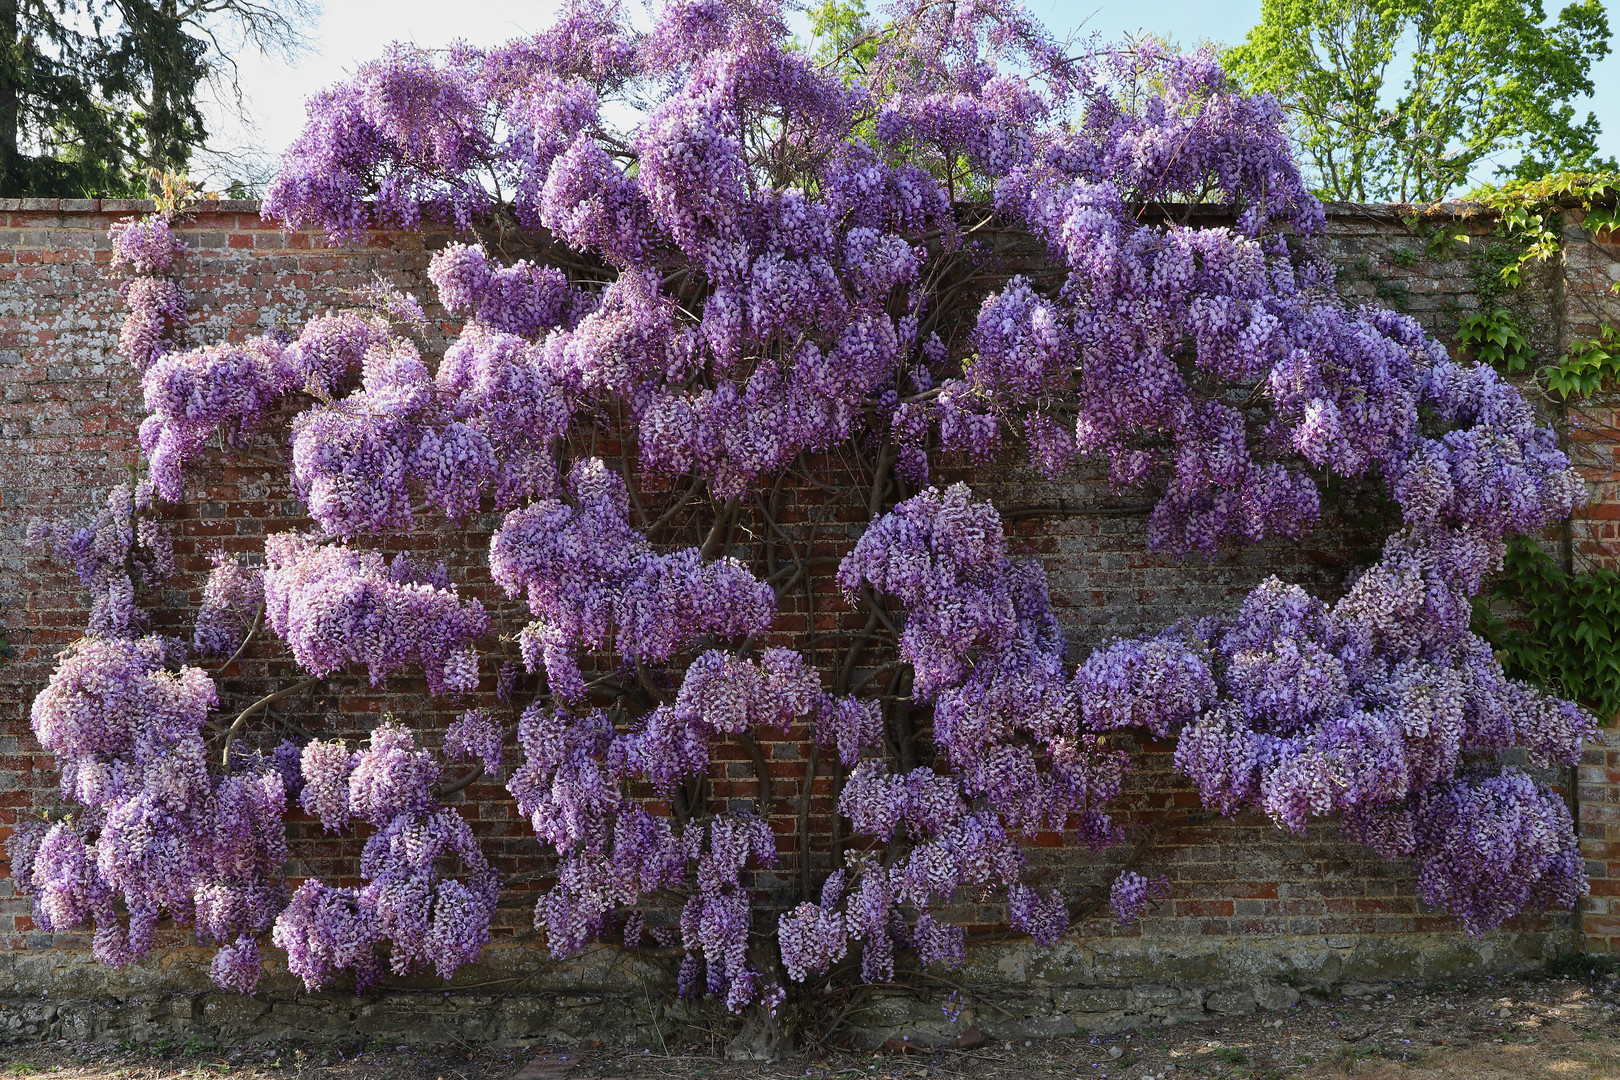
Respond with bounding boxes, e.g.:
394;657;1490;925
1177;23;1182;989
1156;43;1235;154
0;198;260;214
0;197;1523;224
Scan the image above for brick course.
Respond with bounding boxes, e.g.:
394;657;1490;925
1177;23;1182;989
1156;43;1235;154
0;199;1617;1032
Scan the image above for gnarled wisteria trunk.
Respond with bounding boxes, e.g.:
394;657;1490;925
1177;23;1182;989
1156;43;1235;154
8;0;1595;1039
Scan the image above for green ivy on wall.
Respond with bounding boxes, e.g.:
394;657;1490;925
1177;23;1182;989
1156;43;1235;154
1474;539;1620;724
1447;172;1619;400
1456;307;1535;372
1546;325;1620;399
1468;171;1619;289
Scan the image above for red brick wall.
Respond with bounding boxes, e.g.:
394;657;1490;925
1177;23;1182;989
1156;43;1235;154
0;197;1612;999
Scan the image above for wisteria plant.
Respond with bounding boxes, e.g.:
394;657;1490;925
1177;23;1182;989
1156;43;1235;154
8;0;1595;1042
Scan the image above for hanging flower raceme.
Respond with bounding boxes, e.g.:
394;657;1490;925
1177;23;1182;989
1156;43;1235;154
193;553;263;659
26;483;174;639
807;485;1138;981
111;215;189;371
21;634;291;990
491;458;774;700
138;311;392;501
505;640;840;1012
429;243;592;339
262;532;489;695
1155;534;1595;932
272;724;498;991
280;300;579;535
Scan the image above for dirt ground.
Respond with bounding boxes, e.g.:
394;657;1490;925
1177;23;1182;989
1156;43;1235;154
4;966;1620;1080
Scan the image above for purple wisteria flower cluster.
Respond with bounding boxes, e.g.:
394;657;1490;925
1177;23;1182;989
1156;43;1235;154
272;724;498;991
110;216;188;371
1084;355;1593;934
192;552;264;658
444;709;503;776
15;635;289;991
1108;871;1169;925
262;532;489;696
141;313;391;500
36;0;1594;1016
491;458;775;700
787;484;1132;981
263;3;950;504
504;636;871;1010
284;277;579;536
27;482;175;639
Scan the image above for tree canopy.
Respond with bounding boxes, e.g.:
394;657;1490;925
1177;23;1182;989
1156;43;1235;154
0;0;313;197
1225;0;1614;202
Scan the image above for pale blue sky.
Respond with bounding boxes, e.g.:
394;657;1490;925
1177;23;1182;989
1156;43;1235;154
200;0;1619;193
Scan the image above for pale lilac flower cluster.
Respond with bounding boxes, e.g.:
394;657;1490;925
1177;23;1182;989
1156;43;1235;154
264;43;500;243
883;46;1398;551
1352;772;1585;937
264;8;640;244
817;485;1134;977
1152;529;1594;931
273;725;498;990
837;484;1017;699
140;313;389;500
538;136;656;268
262;532;489;695
117;276;189;371
967;278;1071;400
607;649;868;801
838;762;966;842
209;935;264;994
779;871;852;981
911;910;967;970
434;324;575;509
126;267;564;528
813;695;885;767
22;635;290;991
1392;359;1585;540
192;552;263;658
1075;632;1218;738
265;3;950;505
141;340;298;499
27;483;173;639
491;459;773;699
444;709;503;775
193;769;289;946
429;243;590;339
288;315;573;534
271;881;383;993
505;638;833;1010
298;739;355;832
1007;882;1069;945
111;216;189;370
678;817;781;1011
284;312;394;395
110;216;185;275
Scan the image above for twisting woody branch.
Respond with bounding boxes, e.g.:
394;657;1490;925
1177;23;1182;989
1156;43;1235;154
5;0;1597;1031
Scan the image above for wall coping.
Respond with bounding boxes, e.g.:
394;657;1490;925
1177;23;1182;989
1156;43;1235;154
0;196;1524;222
0;198;260;213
